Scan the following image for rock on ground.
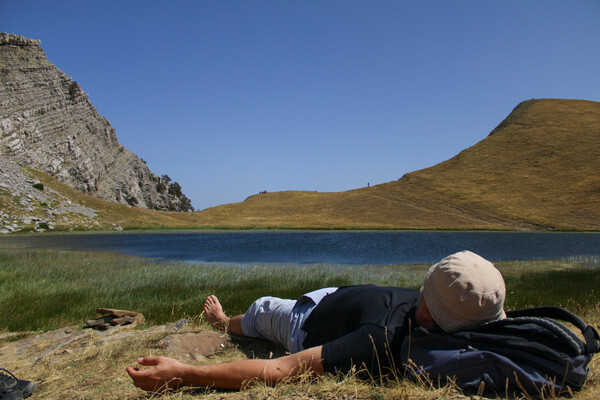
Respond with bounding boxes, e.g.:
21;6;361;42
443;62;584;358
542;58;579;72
0;156;98;233
0;319;230;367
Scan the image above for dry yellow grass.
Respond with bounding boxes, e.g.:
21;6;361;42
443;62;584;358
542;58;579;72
193;99;600;231
14;98;600;231
8;311;599;400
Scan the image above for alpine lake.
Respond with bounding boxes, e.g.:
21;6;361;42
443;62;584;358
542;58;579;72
2;230;599;266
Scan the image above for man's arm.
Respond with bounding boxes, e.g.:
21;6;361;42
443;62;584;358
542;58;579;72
126;345;324;392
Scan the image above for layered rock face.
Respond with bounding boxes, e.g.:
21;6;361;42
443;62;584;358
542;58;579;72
0;33;192;211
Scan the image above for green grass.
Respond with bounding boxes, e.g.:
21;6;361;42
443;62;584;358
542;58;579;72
1;249;599;333
504;267;600;310
0;249;424;331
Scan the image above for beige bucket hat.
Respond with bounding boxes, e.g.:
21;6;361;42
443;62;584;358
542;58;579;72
422;250;506;332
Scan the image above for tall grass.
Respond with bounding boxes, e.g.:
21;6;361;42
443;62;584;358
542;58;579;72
0;249;424;331
1;249;599;332
504;268;600;311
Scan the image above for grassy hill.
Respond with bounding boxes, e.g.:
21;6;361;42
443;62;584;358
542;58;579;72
10;98;600;231
194;98;600;230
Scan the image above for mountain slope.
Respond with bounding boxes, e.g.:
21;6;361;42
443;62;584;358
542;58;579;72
194;99;600;230
0;33;192;211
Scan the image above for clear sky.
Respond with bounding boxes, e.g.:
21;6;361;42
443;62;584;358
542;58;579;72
3;1;600;210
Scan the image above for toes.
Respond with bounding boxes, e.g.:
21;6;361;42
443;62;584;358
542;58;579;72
205;295;221;310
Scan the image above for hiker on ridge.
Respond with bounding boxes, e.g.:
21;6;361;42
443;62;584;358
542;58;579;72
127;250;506;392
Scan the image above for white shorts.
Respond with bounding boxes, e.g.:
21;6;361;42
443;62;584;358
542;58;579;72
240;287;337;353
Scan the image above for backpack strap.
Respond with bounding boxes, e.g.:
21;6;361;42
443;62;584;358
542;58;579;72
479;316;584;356
505;307;600;354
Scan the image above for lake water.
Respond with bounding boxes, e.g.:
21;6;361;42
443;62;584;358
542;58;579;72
1;231;600;265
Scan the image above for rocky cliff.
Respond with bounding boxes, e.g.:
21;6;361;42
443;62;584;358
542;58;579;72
0;33;192;211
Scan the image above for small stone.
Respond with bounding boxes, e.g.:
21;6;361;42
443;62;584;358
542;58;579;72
96;308;139;318
86;316;113;330
85;308;145;330
110;316;137;326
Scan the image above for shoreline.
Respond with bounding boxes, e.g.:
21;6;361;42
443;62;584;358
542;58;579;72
5;225;600;234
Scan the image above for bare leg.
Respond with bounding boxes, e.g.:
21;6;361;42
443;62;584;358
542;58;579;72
203;295;245;336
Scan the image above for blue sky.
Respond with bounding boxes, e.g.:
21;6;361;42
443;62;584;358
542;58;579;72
3;1;600;210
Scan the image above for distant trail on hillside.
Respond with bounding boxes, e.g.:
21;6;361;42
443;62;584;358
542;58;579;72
364;193;497;226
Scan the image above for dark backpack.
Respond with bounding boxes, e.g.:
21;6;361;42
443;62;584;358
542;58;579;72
400;307;600;397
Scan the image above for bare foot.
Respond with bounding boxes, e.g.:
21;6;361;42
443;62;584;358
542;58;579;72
203;295;229;331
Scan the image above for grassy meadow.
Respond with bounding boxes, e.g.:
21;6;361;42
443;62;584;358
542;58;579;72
0;248;599;399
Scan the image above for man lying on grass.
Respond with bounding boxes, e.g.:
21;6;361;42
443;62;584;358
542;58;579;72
127;250;506;392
